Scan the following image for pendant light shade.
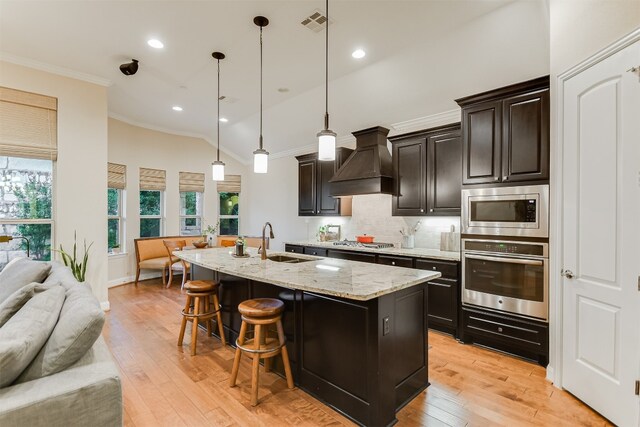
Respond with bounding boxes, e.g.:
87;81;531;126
211;51;226;181
317;0;336;161
253;16;270;174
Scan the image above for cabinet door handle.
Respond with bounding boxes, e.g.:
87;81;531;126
497;327;503;333
420;209;424;213
503;176;508;181
494;177;499;182
391;261;396;266
429;209;434;212
432;267;437;270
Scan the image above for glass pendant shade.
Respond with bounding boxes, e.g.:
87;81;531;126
253;148;269;173
212;160;225;181
317;129;336;161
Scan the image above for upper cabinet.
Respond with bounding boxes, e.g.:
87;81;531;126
456;76;549;186
390;123;461;216
296;147;353;216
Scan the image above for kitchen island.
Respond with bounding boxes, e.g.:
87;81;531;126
175;247;440;427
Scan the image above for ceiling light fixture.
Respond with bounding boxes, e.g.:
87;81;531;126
352;48;366;59
211;51;226;181
172;106;183;111
219;117;228;123
317;0;336;161
253;16;270;174
147;39;164;49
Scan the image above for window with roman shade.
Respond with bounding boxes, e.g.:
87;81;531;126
216;174;241;193
179;172;205;236
218;175;240;235
179;171;205;193
0;86;58;160
139;167;166;191
107;163;126;190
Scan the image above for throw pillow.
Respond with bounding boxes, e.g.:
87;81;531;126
0;258;52;303
0;282;55;327
17;284;106;383
43;261;81;290
0;285;65;387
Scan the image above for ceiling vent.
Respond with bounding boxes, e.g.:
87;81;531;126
301;10;330;33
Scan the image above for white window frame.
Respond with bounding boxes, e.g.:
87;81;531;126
108;188;125;255
139;190;164;238
218;191;239;235
179;191;203;236
0;156;55;263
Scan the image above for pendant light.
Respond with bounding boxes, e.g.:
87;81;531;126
253;16;270;174
317;0;336;161
211;52;226;181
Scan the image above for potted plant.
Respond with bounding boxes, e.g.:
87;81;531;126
55;231;93;283
111;244;120;255
318;225;327;242
204;220;220;247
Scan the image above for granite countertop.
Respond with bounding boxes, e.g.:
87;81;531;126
175;247;440;301
284;241;461;262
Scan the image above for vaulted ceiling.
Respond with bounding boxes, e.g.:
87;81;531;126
0;0;549;162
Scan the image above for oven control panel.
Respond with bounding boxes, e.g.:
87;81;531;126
463;240;546;257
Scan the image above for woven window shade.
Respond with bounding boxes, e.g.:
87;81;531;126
179;171;205;193
139;167;166;191
217;174;241;193
0;86;58;160
108;163;126;189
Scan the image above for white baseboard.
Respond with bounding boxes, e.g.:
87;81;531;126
107;272;162;288
100;301;111;311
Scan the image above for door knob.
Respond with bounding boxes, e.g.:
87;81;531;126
562;269;575;279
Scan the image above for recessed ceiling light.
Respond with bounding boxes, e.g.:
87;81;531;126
219;117;228;122
172;106;183;111
352;49;366;59
147;39;164;49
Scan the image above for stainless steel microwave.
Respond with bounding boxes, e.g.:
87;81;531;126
461;185;549;238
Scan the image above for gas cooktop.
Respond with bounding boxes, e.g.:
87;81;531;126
332;240;395;249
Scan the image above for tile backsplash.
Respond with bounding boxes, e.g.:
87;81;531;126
304;194;460;250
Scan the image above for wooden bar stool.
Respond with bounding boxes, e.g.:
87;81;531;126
229;298;294;406
178;280;226;356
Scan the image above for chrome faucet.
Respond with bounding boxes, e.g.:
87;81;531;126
261;222;274;260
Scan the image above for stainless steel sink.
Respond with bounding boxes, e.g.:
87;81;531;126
267;255;312;263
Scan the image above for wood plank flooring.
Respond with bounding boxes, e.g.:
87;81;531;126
104;279;611;427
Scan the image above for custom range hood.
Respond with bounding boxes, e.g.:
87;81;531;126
329;126;393;196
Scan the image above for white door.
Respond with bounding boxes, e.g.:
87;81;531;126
562;39;640;427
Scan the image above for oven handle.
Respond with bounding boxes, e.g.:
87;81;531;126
464;254;544;266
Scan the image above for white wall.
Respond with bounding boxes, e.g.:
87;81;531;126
107;118;249;286
0;61;109;306
547;0;640;384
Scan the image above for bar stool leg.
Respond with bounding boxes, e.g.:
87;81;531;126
178;295;192;347
277;319;294;389
190;296;200;356
261;327;271;372
230;321;247;387
251;324;262;406
205;296;212;337
213;293;226;346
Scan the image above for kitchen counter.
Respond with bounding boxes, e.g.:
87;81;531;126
177;247;435;426
284;240;461;262
175;247;440;301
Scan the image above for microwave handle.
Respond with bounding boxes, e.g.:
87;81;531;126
465;254;543;266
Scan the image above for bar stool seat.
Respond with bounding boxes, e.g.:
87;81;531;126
230;297;294;406
178;280;226;356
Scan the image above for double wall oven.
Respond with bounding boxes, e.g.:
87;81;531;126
461;185;549;321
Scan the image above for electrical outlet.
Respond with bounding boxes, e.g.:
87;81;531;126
383;317;390;335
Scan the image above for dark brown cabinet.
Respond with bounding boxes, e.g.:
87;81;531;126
390;123;461;216
456;76;549;186
296;148;353;216
416;259;459;336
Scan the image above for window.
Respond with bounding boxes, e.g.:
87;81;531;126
140;190;163;237
0;156;53;269
180;191;202;236
219;192;239;235
108;188;124;253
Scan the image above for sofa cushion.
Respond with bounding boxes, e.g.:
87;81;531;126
0;285;65;387
0;258;52;303
42;261;81;290
17;284;106;383
0;282;55;327
139;256;177;269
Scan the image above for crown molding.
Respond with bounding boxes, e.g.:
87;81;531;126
108;112;250;165
0;51;112;87
388;109;461;135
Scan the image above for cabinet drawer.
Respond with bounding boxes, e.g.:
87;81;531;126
303;247;327;257
284;245;304;254
415;259;459;280
463;308;546;349
327;250;377;263
377;255;414;268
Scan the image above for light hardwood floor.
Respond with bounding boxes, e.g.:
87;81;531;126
104;279;611;427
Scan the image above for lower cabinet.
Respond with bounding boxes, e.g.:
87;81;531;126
460;306;549;366
327;249;377;263
303;247;328;257
284;244;304;254
415;259;459;337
